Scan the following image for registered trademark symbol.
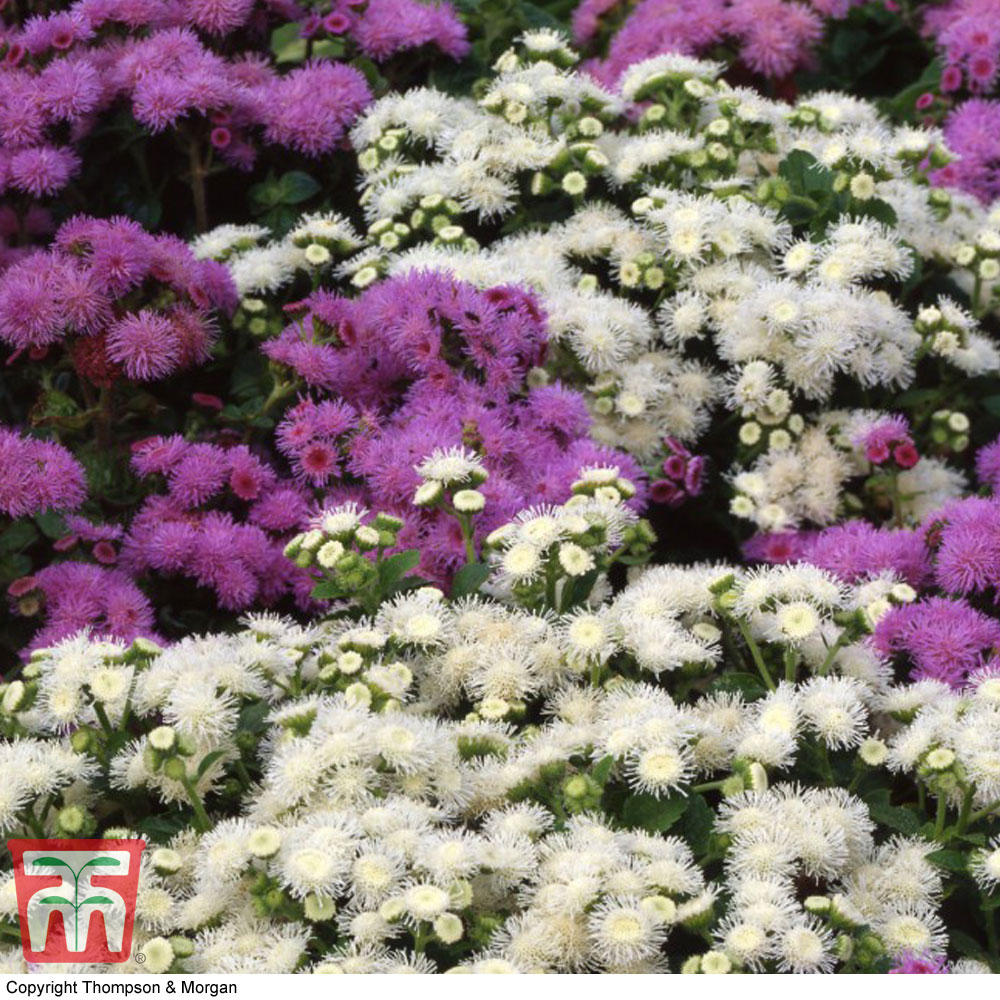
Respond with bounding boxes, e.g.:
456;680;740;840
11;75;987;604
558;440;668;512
135;951;146;964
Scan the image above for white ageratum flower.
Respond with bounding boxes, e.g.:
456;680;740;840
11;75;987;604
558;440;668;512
558;543;595;576
501;543;542;581
415;447;487;487
971;841;1000;891
453;489;486;513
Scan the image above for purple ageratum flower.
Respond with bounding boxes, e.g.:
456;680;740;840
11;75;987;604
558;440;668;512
572;0;625;44
724;0;824;79
0;427;88;517
105;310;180;380
275;396;357;488
924;496;1000;598
873;596;1000;687
650;436;705;507
123;440;315;610
18;561;160;656
923;0;1000;93
582;0;725;88
349;0;470;61
933;99;1000;203
257;60;371;156
748;521;932;587
185;0;257;35
889;953;950;974
0;216;234;382
976;434;1000;492
264;272;646;584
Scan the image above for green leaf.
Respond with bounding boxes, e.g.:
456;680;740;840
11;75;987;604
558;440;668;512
683;794;715;856
0;520;38;554
138;814;189;844
276;171;321;205
270;22;306;64
621;793;688;833
80;857;120;868
238;700;271;737
450;561;491;599
31;858;73;870
37;896;73;906
864;788;921;835
950;928;989;962
196;749;228;781
779;150;832;197
856;197;898;227
592;754;615;786
79;896;114;906
710;672;766;700
378;550;422;590
311;580;345;601
926;849;967;873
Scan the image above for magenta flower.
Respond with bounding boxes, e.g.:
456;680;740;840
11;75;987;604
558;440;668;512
0;427;87;518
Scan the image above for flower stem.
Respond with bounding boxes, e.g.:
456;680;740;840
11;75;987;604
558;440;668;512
181;775;212;832
933;794;948;841
735;618;776;692
817;630;850;677
957;783;976;836
969;798;1000;825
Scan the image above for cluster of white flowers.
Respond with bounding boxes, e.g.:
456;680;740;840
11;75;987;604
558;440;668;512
9;535;1000;974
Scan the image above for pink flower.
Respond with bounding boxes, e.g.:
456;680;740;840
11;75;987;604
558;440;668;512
942;64;964;91
93;540;118;565
894;442;920;468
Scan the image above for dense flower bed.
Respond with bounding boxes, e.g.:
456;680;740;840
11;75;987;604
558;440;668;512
3;0;1000;977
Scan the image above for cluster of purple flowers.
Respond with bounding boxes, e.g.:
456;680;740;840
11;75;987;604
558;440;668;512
0;427;87;518
0;215;235;381
855;413;920;469
649;436;704;506
574;0;861;88
934;99;1000;204
923;0;1000;95
265;271;646;581
275;396;357;487
122;435;313;610
10;561;159;656
300;0;469;61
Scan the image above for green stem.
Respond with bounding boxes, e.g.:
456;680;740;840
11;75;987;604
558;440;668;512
181;776;212;833
985;895;998;956
93;701;115;737
933;794;948;841
21;804;44;837
719;619;749;674
544;559;558;612
783;648;799;684
816;741;835;786
972;273;984;319
735;618;776;692
817;630;850;677
969;798;1000;825
691;779;726;794
957;784;976;836
458;514;477;564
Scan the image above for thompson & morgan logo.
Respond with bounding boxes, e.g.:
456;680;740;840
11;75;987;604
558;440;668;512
7;838;145;964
